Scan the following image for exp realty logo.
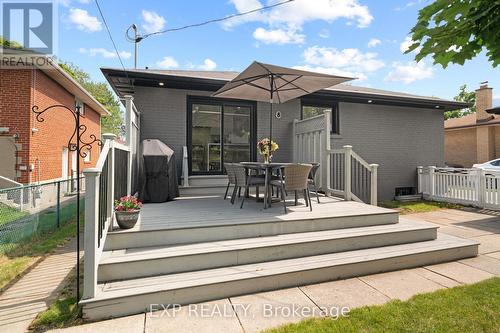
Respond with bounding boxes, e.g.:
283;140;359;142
1;0;57;54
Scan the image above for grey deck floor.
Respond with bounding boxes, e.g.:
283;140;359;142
112;195;395;232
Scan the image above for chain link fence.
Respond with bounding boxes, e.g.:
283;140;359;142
0;177;85;254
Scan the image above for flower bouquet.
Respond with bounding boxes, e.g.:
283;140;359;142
257;138;279;163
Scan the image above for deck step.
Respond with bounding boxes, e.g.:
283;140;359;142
104;203;399;251
81;233;478;320
98;219;437;282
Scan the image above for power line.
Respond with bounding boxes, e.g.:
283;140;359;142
129;0;294;41
94;0;132;84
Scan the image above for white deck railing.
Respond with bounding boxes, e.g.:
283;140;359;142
293;111;378;205
418;166;500;210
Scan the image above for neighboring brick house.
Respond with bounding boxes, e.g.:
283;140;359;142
0;53;108;185
444;83;500;167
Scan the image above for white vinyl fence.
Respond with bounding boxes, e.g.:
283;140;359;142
418;166;500;210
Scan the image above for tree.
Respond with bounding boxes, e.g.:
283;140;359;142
444;84;476;120
0;36;22;48
60;62;123;135
407;1;500;67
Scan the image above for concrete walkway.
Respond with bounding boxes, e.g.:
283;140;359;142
0;237;81;333
32;208;500;332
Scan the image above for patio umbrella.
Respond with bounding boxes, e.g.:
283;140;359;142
212;61;354;153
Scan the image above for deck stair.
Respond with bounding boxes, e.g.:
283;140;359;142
80;198;478;320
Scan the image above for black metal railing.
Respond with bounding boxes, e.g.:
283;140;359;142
97;156;109;247
114;148;128;200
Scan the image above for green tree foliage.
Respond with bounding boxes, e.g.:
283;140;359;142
408;1;500;67
0;36;22;48
444;84;476;120
59;62;123;135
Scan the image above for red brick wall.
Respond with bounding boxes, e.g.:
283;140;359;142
31;70;101;182
0;68;101;183
0;69;33;183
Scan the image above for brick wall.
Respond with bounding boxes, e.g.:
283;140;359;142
445;128;477;167
0;68;101;183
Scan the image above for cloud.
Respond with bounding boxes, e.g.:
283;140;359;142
318;29;330;39
68;8;102;32
141;10;166;34
224;0;373;44
253;27;305;45
79;48;131;59
494;95;500;106
156;56;179;69
295;46;385;81
199;58;217;71
400;36;421;53
367;38;381;48
384;61;433;84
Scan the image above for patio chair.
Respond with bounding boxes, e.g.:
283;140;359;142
271;164;313;213
224;163;236;200
308;163;321;203
233;164;266;208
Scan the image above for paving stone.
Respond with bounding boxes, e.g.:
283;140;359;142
360;269;445;300
437;225;491;238
300;278;389;310
471;234;500;254
460;255;500;275
48;314;145;333
486;251;500;260
145;299;242;333
413;268;461;288
230;287;321;333
425;261;493;284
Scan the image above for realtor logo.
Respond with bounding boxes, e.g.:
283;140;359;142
1;0;57;54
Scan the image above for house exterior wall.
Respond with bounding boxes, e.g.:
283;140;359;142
0;68;101;184
135;86;445;201
445;128;477;167
332;102;445;200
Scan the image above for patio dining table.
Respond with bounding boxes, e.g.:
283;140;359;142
240;162;293;209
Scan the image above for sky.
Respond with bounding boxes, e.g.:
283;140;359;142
54;0;500;104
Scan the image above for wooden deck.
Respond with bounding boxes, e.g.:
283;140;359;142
112;195;395;232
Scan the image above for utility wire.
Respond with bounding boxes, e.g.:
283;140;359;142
134;0;294;41
95;0;133;84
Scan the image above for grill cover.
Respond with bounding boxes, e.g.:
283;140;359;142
139;139;179;203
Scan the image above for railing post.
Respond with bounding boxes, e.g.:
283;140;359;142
292;119;298;163
82;168;100;299
429;166;436;198
417;166;423;194
182;146;189;187
344;145;352;201
124;95;134;195
102;133;116;230
322;111;332;194
369;164;379;205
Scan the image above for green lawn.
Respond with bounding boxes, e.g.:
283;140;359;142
0;202;28;226
0;200;82;291
265;277;500;333
379;200;463;215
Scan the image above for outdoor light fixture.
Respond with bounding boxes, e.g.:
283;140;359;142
367;100;373;103
435;105;440;109
158;82;164;86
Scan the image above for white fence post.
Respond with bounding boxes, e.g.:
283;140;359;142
124;95;134;195
321;111;332;193
417;166;423;194
477;168;485;207
82;168;100;300
292;119;298;163
344;145;352;201
102;133;116;230
429;166;436;198
370;164;379;205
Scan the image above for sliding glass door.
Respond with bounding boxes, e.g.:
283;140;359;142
188;98;256;175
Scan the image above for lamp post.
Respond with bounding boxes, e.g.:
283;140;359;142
32;104;102;300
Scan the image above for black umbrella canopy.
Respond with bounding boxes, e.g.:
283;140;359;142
212;61;354;103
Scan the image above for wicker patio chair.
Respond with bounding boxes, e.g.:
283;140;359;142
233;164;266;208
224;163;236;200
309;162;321;203
271;164;313;213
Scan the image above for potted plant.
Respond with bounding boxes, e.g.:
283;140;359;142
114;195;142;229
257;138;279;163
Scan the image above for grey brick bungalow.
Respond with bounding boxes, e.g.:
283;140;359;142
101;68;467;201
